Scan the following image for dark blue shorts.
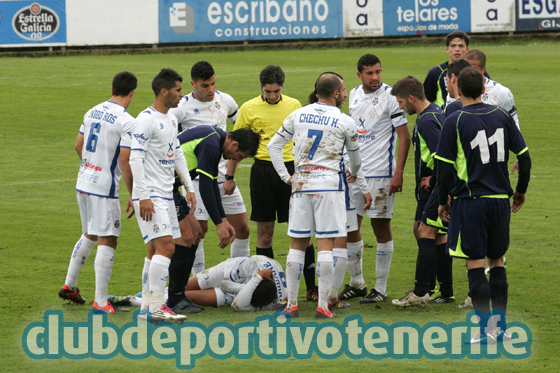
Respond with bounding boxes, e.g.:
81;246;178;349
421;185;448;232
174;191;191;222
415;198;428;222
447;197;510;260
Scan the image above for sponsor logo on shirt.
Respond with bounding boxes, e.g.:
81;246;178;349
357;118;367;134
81;159;102;172
298;165;329;172
167;143;175;158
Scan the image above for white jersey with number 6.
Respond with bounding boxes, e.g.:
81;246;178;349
76;100;135;198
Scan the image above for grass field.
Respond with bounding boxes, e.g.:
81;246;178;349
1;40;560;372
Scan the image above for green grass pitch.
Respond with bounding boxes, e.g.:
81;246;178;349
1;40;559;372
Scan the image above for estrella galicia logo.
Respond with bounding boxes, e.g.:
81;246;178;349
12;3;60;41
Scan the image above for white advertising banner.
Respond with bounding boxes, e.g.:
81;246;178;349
471;0;515;32
343;0;384;37
66;0;159;46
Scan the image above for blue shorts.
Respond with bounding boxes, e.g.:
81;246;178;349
421;185;448;233
447;197;510;260
174;191;191;222
415;198;428;222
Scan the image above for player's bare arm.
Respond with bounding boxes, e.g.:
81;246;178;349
120;147;135;218
75;133;84;159
223;159;239;195
390;125;411;195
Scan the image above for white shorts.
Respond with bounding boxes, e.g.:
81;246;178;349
185;179;246;220
133;198;180;244
288;192;346;238
352;177;395;219
345;182;359;232
77;192;121;237
195;261;227;290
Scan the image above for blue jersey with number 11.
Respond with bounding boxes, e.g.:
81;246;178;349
435;103;528;198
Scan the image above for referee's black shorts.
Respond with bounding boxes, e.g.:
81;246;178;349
249;159;294;223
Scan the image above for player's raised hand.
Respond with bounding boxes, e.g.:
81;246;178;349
362;192;373;211
139;198;155;221
186;192;197;215
126;195;135;219
511;191;525;213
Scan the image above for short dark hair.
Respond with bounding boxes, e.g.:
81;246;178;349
152;68;182;96
308;72;344;104
112;71;137;97
447;58;471;78
260;65;285;87
316;73;343;100
357;54;381;73
250;280;277;308
458;67;484;100
391;75;426;100
465;49;486;69
446;30;470;47
191;61;215;82
228;128;261;157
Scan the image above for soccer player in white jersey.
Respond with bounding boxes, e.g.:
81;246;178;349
268;73;364;319
341;54;411;304
170;61;250;273
181;255;287;311
129;68;196;322
58;71;137;313
465;49;521;173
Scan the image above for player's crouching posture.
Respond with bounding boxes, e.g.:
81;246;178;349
179;255;287;312
435;67;531;344
129;68;196;322
268;73;367;319
59;71;137;313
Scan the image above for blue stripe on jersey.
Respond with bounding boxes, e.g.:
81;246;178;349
347;147;359;151
143;235;148;240
387;127;396;176
342;174;351;210
131;148;147;152
290;229;312;234
120;145;131;149
132;195;173;201
142;110;152;115
276;132;287;139
365;175;392;178
316;230;339;234
292;188;343;194
109;146;120;198
75;189;119;199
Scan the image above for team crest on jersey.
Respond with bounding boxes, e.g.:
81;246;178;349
160;123;164;129
372;97;379;106
114;220;120;229
153;224;159;234
353;99;358;105
214;102;221;110
194;109;200;115
482;93;489;102
134;133;148;145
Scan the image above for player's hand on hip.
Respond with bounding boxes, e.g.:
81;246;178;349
186;192;197;214
389;172;403;195
126;196;135;219
223;179;236;195
438;203;450;223
139;199;155;222
346;170;357;183
362;192;373;211
420;176;432;191
287;175;293;186
511;191;525;213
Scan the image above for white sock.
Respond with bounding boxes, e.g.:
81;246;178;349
192;240;205;275
375;240;394;296
317;251;334;311
141;257;151;311
286;248;305;308
347;240;365;289
230;237;250;258
149;255;170;312
332;248;348;294
94;245;115;307
64;235;97;289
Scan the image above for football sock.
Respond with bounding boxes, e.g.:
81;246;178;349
414;238;436;297
489;266;508;314
303;243;316;292
94;245;115;307
332;248;348;293
347;240;365;288
317;250;334;311
141;257;151;311
435;242;454;298
286;248;305;308
257;247;274;259
231;237;250;258
65;234;97;290
468;267;491;316
149;255;170;312
192;239;205;275
167;244;196;308
375;240;394;295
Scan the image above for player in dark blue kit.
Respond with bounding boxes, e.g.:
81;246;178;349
424;31;489;110
389;76;453;307
435;67;531;344
167;126;260;313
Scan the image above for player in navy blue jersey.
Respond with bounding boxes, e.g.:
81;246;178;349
435;67;531;344
444;59;471;117
424;31;489;110
389;76;453;307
